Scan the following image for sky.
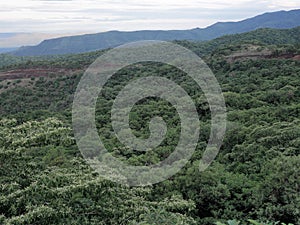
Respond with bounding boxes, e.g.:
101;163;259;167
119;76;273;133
0;0;300;47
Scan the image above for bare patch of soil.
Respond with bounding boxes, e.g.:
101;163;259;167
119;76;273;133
0;68;81;80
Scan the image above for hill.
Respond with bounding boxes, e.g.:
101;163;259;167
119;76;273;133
12;9;300;56
0;36;299;224
176;26;300;56
1;26;299;70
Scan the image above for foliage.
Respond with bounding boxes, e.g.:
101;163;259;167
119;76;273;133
0;28;299;224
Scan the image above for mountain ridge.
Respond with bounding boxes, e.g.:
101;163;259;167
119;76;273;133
10;9;300;56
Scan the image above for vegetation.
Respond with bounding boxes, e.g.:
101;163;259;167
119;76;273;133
0;28;299;224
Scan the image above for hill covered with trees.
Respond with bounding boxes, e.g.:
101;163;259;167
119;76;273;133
0;27;299;224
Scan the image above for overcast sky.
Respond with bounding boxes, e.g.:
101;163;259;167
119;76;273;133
0;0;299;47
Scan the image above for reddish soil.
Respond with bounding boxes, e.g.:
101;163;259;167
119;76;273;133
0;68;81;80
292;55;300;61
226;52;300;63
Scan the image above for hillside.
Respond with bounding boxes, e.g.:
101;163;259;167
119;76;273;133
1;26;299;71
176;26;300;57
0;25;300;224
1;40;300;224
11;9;300;56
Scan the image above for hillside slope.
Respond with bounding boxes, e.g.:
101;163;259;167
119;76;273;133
0;37;299;224
1;26;299;70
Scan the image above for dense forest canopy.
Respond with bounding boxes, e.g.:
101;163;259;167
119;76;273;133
0;27;299;224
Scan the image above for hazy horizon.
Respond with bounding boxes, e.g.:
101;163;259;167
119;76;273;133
1;0;300;47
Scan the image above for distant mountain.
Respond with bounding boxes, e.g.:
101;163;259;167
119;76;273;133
0;33;73;50
1;26;300;69
0;48;18;54
12;9;300;56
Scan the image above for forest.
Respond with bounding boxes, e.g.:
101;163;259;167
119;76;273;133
0;27;299;224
